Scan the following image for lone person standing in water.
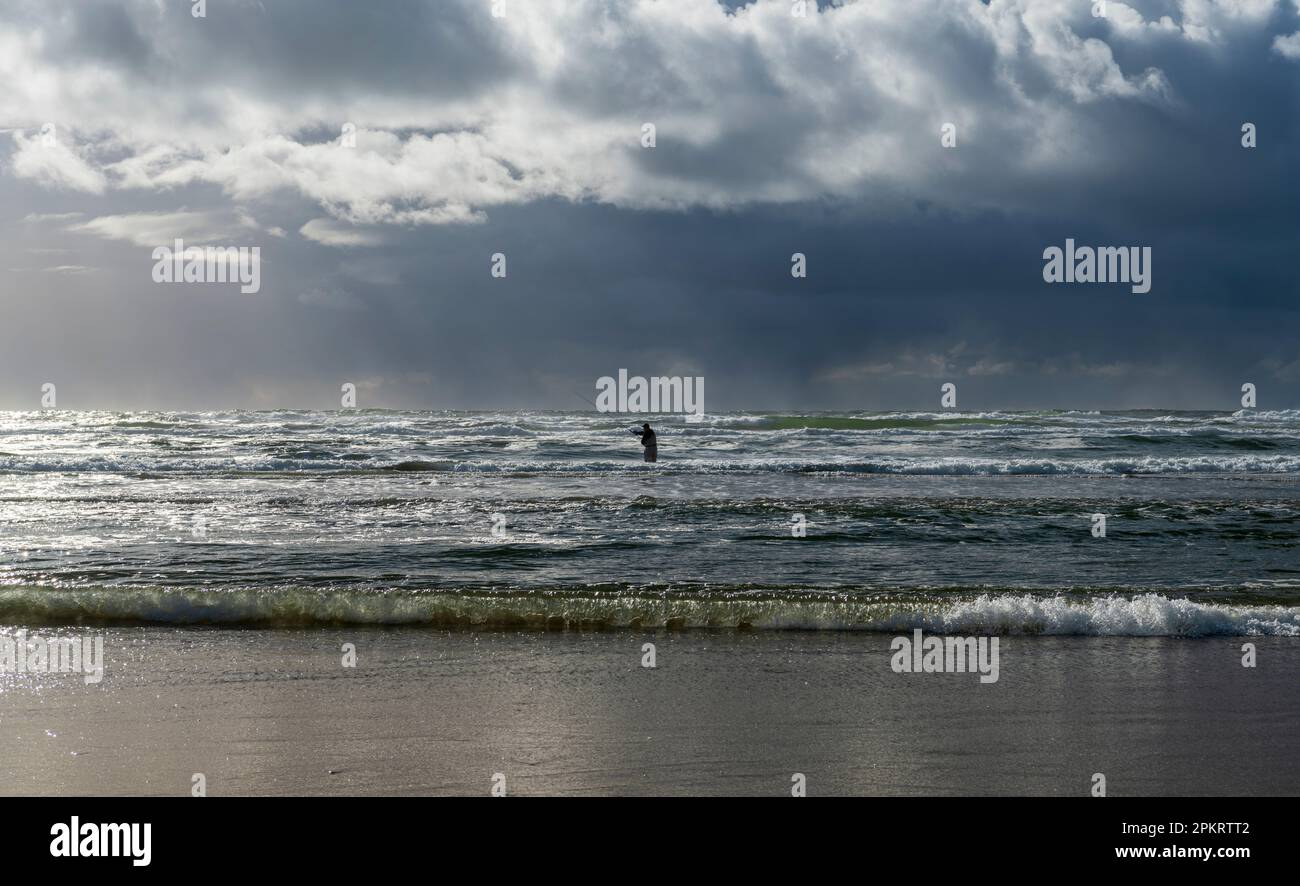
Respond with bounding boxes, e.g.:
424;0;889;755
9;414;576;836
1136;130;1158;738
631;423;658;462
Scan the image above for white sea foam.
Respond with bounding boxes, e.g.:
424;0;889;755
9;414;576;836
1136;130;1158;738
1;587;1294;635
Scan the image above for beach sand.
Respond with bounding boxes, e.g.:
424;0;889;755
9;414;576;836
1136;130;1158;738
1;627;1295;796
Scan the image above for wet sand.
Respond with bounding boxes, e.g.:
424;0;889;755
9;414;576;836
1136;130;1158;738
0;627;1295;796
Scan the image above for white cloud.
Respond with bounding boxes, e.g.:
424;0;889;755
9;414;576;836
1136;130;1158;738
1273;30;1300;58
0;0;1291;241
10;130;107;194
299;218;387;247
68;210;249;247
24;212;84;223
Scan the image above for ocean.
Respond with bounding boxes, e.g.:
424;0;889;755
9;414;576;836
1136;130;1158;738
3;407;1299;796
1;408;1297;634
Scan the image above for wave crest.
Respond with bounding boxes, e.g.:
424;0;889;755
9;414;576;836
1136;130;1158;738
0;587;1294;635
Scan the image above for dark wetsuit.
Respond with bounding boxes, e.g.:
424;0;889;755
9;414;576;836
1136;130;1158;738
632;427;658;462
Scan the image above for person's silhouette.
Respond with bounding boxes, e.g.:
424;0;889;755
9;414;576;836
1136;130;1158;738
630;423;658;462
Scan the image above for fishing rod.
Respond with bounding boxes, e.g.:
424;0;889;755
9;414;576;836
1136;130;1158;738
572;391;600;411
572;391;648;435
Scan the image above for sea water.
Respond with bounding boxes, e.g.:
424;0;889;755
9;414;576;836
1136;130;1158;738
0;408;1297;634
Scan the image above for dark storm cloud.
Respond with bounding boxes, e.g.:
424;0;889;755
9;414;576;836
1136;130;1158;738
11;0;519;106
0;0;1297;410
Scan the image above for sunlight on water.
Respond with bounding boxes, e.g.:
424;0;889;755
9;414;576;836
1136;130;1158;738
1;409;1297;630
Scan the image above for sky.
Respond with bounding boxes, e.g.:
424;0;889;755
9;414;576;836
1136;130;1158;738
1;0;1298;412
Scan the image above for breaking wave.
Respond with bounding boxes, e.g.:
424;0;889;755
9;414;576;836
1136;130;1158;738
1;585;1295;635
